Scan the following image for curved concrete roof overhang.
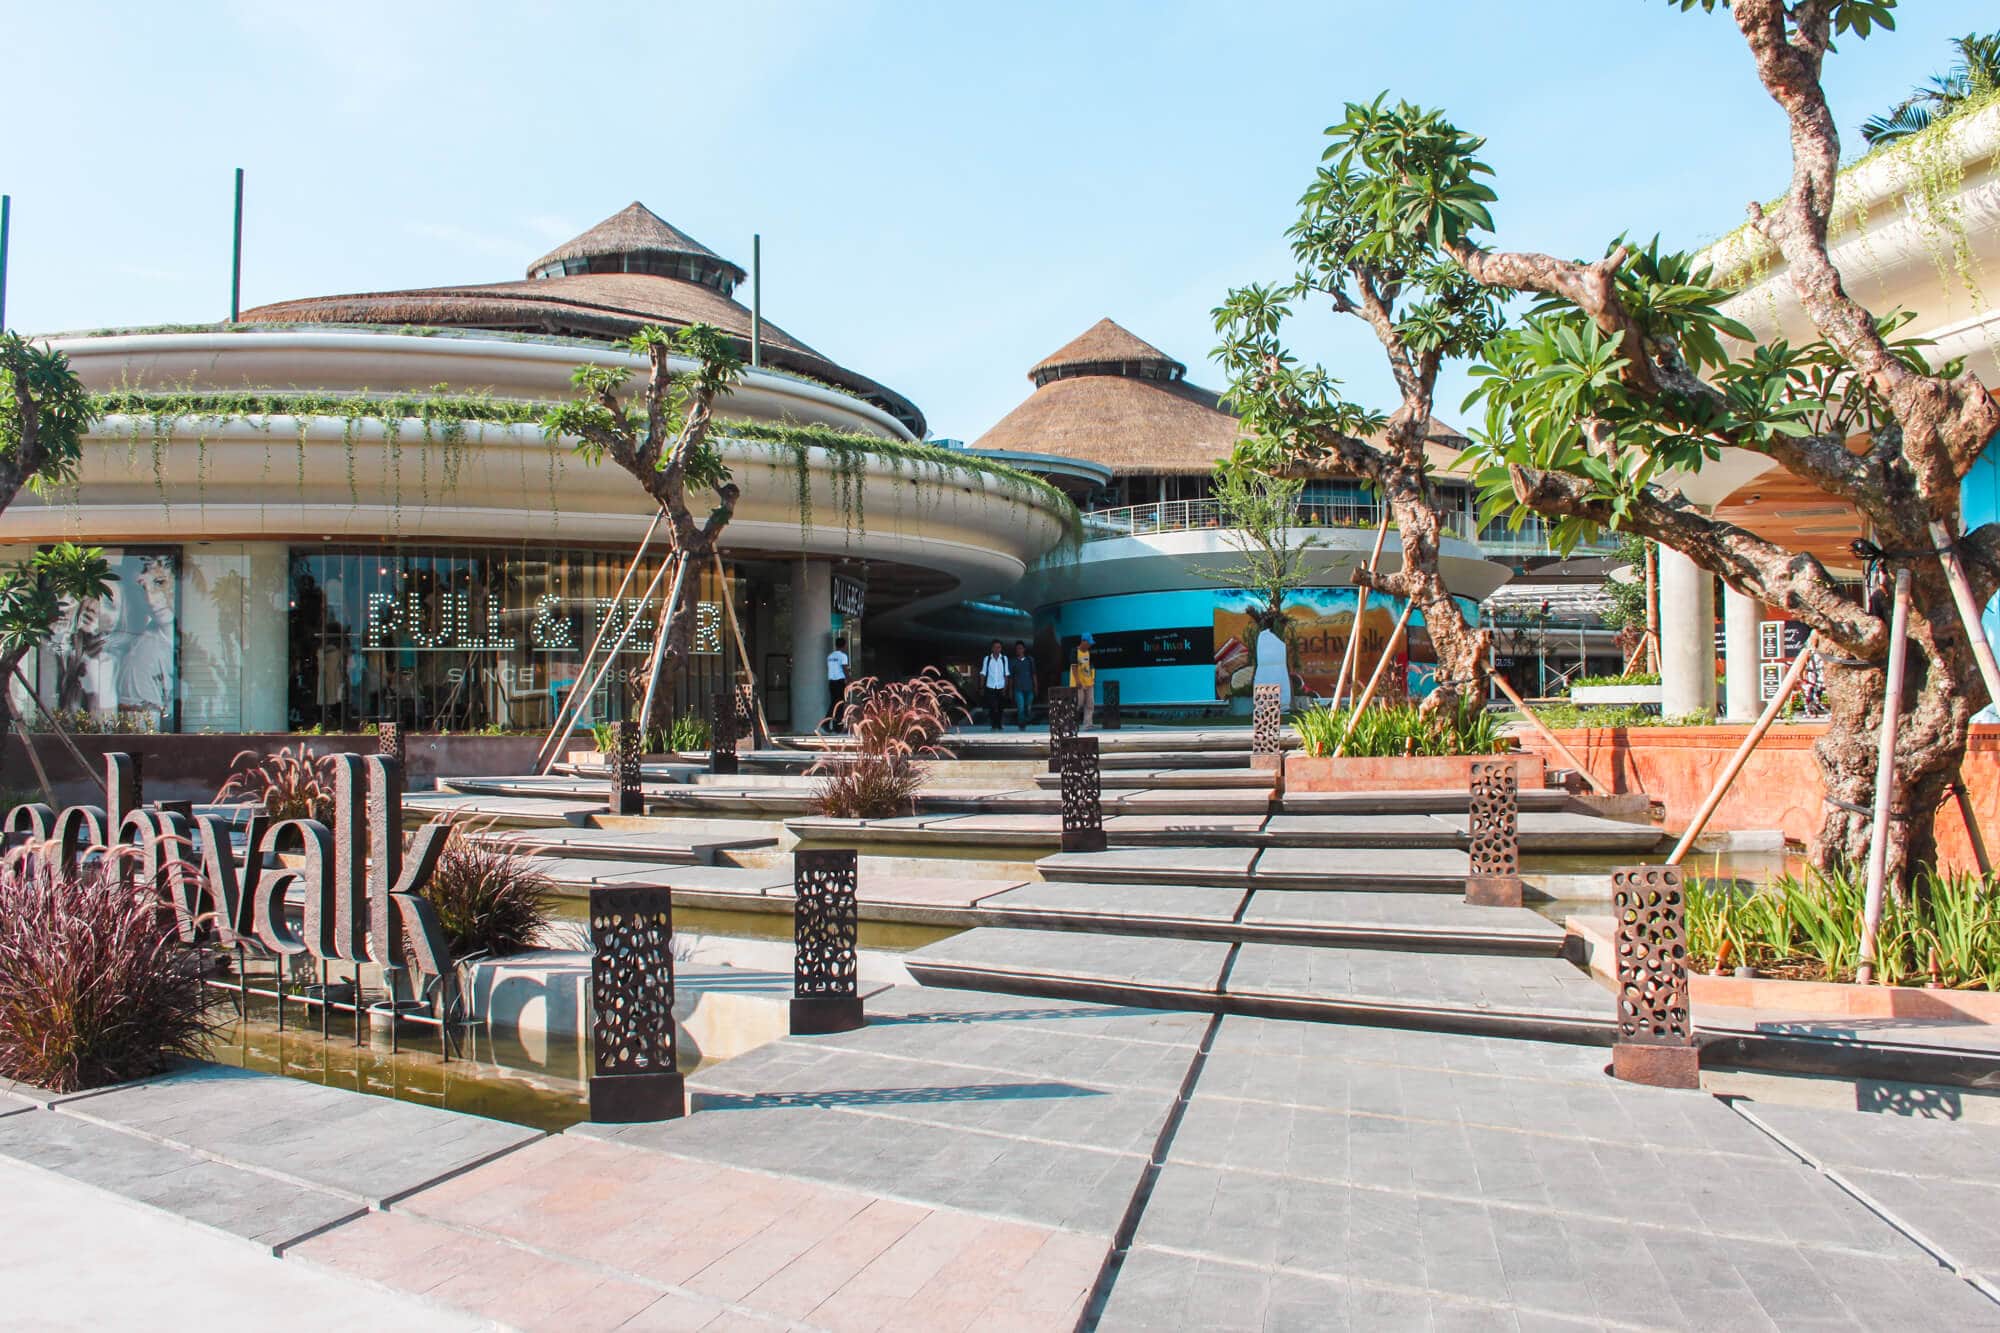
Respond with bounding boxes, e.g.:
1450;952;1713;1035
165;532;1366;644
51;329;915;442
1012;527;1512;613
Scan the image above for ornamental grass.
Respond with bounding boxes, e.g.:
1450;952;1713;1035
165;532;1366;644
216;742;341;823
809;670;966;819
1293;698;1508;759
1687;866;2000;989
0;847;217;1093
420;819;555;959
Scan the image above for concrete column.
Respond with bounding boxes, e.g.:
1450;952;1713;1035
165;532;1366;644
1659;547;1716;720
242;544;291;732
789;558;831;733
1723;584;1762;723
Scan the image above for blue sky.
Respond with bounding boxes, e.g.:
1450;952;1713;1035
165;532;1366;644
4;1;1988;440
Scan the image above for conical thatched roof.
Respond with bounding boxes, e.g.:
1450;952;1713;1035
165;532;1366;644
528;203;747;288
1030;318;1185;385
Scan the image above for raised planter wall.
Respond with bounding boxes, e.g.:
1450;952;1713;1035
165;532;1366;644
1567;684;1662;706
1282;752;1545;793
0;732;544;807
1518;723;2000;872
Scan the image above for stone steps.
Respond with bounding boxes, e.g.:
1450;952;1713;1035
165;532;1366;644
469;824;777;868
1031;767;1276;790
1036;846;1472;892
902;928;1615;1045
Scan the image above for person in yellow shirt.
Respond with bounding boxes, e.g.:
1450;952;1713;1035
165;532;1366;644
1069;633;1096;730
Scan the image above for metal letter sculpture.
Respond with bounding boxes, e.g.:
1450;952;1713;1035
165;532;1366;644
791;849;864;1034
588;886;686;1122
1060;735;1107;853
378;722;406;789
1251;684;1282;773
1465;759;1523;908
1047;687;1080;774
1610;865;1700;1088
710;689;739;776
1101;679;1122;731
611;720;644;815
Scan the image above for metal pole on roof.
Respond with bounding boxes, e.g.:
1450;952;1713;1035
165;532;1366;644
229;169;244;323
0;194;11;330
750;233;762;368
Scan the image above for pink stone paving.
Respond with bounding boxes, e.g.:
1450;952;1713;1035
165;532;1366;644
291;1135;1102;1330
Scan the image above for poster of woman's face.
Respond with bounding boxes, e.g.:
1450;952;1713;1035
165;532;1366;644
39;547;178;731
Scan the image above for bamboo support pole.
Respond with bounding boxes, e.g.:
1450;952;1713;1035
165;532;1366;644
1333;599;1414;757
1329;514;1392;709
1929;519;2000;713
1483;663;1612;797
1644;543;1660;675
637;554;693;739
11;667;94;777
713;553;775;748
534;508;665;768
538;556;676;774
1666;633;1817;865
1858;568;1912;984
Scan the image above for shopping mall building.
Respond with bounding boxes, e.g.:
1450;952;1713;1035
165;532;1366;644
3;204;1074;736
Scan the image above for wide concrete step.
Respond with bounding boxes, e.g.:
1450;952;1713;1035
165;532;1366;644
903;928;1615;1044
1031;767;1276;791
470;824;776;867
1037;846;1472;892
402;791;605;829
1277;788;1580;815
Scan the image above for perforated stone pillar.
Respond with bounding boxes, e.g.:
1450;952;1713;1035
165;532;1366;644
1047;687;1080;775
611;720;644;815
1060;735;1107;853
1101;680;1121;731
587;886;685;1122
1611;865;1700;1088
710;689;739;776
791;849;863;1034
377;723;406;791
1251;684;1282;773
1465;759;1522;908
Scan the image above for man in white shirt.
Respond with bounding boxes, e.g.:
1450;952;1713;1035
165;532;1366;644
822;636;850;732
980;639;1011;731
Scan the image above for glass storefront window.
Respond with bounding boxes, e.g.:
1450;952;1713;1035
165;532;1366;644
15;546;181;734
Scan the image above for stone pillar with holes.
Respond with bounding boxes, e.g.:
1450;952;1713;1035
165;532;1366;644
791;849;863;1034
710;690;740;776
1101;679;1121;730
1047;687;1080;775
1060;735;1107;853
611;720;644;815
378;723;406;791
1250;684;1282;774
1611;865;1700;1088
1465;759;1522;907
587;886;686;1122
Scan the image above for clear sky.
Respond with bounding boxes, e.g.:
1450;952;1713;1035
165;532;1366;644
3;1;1989;441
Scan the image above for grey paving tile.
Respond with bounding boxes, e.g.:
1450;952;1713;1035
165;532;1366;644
906;927;1232;997
1132;1162;2000;1329
1225;943;1609;1020
1837;1166;2000;1283
1428;810;1665;853
1204;1015;1615;1087
58;1063;543;1206
574;1100;1145;1235
1738;1099;2000;1186
802;1004;1202;1093
864;983;1210;1048
978;880;1248;926
0;1109;363;1251
688;1043;1175;1156
1240;889;1565;941
1260;813;1465;846
1038;845;1258;885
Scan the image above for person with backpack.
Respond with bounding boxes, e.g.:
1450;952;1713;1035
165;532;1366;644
979;639;1011;731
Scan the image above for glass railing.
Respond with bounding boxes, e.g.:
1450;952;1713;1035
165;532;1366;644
1082;498;1476;542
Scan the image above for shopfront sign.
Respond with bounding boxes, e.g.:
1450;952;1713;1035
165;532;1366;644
831;575;867;619
365;593;721;656
4;753;454;980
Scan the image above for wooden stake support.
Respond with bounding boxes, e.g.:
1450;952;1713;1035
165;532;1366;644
538;555;676;774
1858;568;1912;984
1665;632;1816;866
1333;599;1413;757
1329;514;1392;709
536;509;665;769
1484;663;1611;797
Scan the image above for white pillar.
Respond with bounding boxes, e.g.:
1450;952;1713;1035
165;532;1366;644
1723;585;1762;723
1659;548;1716;720
790;558;831;733
243;544;290;732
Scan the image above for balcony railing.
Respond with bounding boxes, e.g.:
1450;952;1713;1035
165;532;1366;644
1079;498;1619;559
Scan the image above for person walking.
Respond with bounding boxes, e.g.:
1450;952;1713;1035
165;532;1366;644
822;635;850;732
979;639;1011;732
1071;633;1097;730
1009;639;1036;730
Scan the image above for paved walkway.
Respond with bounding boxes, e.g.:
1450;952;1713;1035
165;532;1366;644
4;988;1999;1330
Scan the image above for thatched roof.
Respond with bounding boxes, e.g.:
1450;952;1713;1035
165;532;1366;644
527;203;747;288
973;317;1473;478
1031;318;1186;385
238;205;923;435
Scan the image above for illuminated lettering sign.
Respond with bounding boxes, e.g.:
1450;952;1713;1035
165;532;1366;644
359;593;724;656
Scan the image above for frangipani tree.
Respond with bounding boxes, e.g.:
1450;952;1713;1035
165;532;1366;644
1202;455;1324;639
544;324;744;714
0;543;117;732
1214;111;1506;714
1;332;94;517
1357;0;1998;881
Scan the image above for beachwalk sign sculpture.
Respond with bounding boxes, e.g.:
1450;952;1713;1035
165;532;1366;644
3;752;455;986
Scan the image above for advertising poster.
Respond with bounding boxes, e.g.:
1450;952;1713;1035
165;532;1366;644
31;547;180;732
1213;588;1435;702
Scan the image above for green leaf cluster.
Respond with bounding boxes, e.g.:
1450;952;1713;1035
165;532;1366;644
1;334;97;499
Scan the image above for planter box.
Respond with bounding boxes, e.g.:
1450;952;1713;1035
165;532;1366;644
1568;684;1662;706
1283;752;1544;793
